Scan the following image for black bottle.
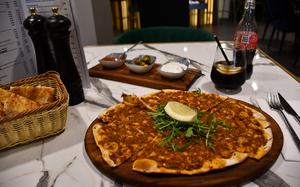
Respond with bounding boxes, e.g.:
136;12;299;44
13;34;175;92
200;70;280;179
46;7;84;106
23;7;56;73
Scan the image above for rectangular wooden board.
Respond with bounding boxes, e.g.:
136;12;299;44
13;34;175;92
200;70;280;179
88;63;202;90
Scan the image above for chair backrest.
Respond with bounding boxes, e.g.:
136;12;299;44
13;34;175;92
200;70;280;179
113;26;214;44
136;0;189;28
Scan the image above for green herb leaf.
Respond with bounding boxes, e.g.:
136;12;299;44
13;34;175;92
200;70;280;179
171;143;190;152
176;143;190;152
185;127;193;138
171;143;177;151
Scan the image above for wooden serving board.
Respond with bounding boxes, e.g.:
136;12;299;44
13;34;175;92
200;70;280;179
84;100;283;187
88;63;202;90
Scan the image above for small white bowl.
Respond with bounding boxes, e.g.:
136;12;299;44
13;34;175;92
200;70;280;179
159;60;188;79
99;53;126;69
125;55;156;74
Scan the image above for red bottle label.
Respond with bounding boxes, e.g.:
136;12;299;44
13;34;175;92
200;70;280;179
234;31;258;49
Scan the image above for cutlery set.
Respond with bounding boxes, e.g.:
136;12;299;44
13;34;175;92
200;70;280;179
278;93;300;125
267;90;300;152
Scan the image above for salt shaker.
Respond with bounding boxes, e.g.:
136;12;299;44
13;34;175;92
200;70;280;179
46;7;84;106
23;7;56;73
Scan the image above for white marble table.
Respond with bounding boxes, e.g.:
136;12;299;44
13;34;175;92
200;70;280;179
1;42;300;187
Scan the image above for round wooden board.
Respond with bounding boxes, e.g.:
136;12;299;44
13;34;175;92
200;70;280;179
84;101;283;187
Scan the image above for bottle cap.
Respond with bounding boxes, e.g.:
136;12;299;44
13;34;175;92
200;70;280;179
245;0;255;8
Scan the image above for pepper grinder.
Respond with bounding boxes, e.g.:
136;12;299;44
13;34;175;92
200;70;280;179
46;7;84;106
23;7;56;73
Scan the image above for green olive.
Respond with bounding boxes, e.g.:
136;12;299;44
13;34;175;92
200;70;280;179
142;55;151;63
133;58;140;65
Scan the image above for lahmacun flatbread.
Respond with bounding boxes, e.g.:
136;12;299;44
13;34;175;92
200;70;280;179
93;103;158;167
209;99;273;160
92;89;273;175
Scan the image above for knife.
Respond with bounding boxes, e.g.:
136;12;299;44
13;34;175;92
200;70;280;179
279;93;300;125
142;43;209;69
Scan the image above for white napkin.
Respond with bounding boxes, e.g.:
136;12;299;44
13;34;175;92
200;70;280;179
258;99;300;161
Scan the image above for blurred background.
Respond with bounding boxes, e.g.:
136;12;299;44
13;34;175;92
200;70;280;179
72;0;300;77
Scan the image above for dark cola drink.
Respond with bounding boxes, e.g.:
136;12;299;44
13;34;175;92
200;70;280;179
210;61;246;90
235;49;256;79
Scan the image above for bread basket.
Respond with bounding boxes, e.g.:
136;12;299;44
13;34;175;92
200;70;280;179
0;71;69;151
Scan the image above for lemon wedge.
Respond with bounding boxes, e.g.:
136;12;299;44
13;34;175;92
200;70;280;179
164;101;197;122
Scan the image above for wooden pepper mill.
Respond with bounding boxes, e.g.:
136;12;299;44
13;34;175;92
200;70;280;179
23;7;56;73
46;7;84;106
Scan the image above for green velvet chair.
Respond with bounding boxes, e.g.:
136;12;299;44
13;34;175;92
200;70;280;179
113;26;214;44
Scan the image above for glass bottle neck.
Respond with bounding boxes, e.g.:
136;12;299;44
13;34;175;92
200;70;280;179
242;0;255;22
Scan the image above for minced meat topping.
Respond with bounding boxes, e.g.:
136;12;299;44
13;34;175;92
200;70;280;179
96;91;269;170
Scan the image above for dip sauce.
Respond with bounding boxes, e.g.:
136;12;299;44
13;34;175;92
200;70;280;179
160;62;184;74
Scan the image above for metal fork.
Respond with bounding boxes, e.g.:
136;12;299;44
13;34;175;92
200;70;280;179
267;90;300;152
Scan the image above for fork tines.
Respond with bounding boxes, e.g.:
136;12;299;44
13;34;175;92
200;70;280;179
268;90;281;110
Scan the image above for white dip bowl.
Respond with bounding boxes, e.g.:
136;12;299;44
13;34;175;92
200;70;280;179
159;60;188;79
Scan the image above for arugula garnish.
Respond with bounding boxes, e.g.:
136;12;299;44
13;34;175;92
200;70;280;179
147;105;230;151
171;143;190;152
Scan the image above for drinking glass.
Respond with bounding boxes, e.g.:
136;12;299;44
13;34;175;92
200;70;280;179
210;46;247;93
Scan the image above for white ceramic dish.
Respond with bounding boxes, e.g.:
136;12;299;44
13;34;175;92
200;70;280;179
159;59;189;79
99;53;126;69
125;55;156;74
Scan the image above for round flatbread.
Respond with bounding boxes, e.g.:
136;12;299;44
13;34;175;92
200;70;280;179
92;90;273;175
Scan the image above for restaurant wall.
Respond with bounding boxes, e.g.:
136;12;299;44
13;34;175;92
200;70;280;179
71;0;97;46
91;0;114;44
71;0;114;46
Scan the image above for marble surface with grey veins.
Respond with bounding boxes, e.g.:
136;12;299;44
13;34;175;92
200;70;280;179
0;42;300;187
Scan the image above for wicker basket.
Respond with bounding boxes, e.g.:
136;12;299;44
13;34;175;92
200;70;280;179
0;71;69;151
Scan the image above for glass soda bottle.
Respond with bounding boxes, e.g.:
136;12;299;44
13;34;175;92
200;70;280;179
234;0;258;79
